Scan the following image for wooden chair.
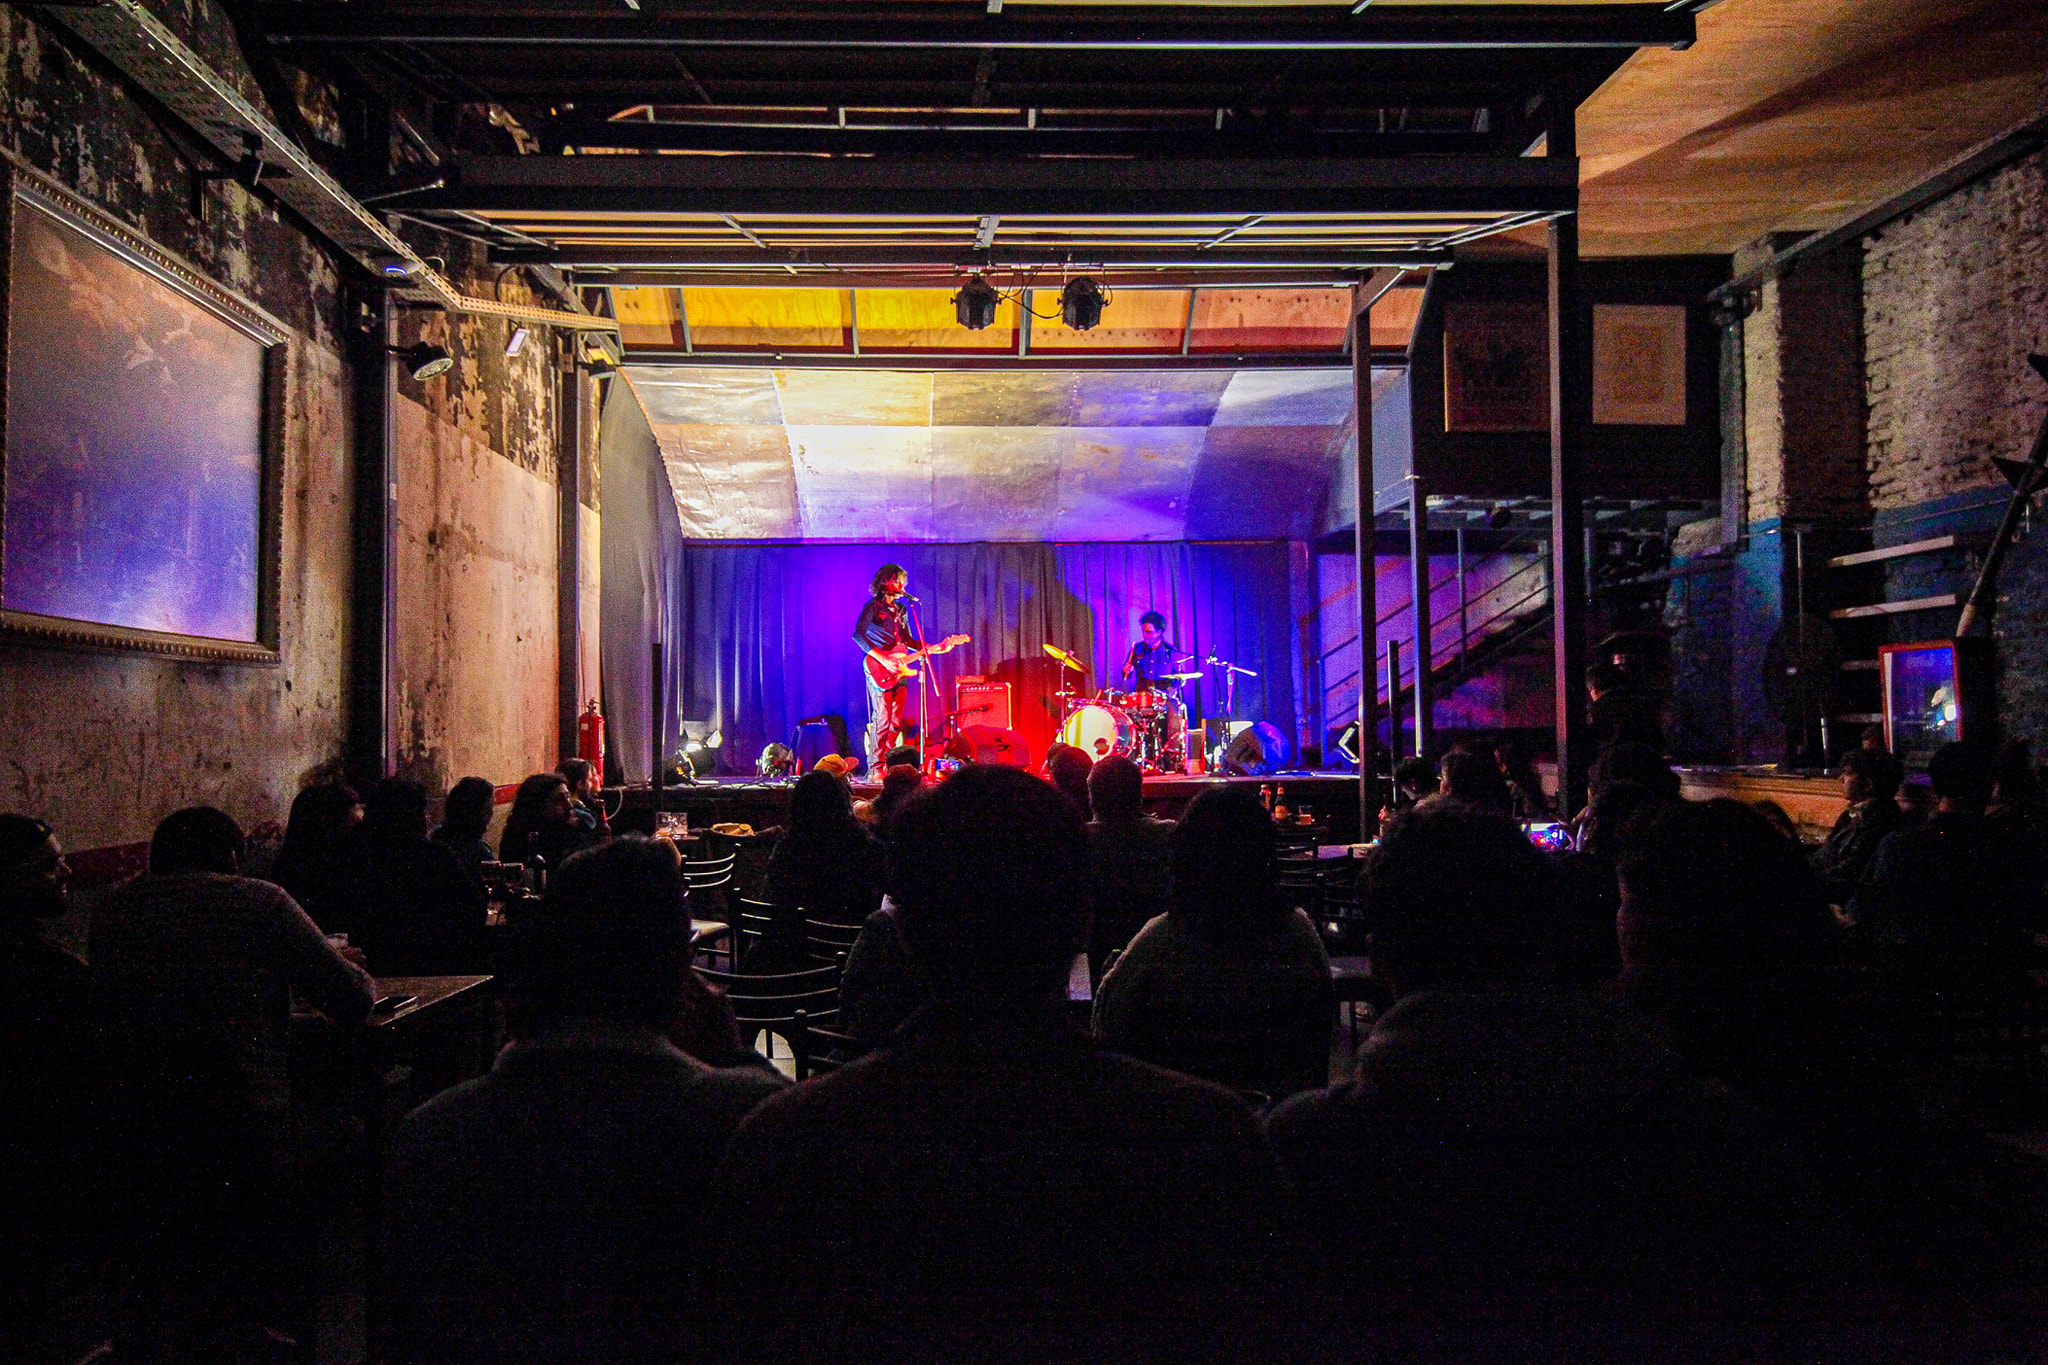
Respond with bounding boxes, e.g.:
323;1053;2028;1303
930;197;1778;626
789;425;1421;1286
696;960;842;1072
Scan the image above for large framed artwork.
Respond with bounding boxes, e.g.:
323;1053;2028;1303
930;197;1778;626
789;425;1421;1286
0;161;285;664
1441;302;1548;432
1592;303;1688;426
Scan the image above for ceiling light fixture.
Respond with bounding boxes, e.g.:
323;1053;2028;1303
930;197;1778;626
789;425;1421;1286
953;277;1001;330
505;326;531;358
1060;277;1107;331
389;341;454;380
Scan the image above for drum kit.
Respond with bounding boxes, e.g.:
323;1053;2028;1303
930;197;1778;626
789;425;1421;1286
1042;642;1217;774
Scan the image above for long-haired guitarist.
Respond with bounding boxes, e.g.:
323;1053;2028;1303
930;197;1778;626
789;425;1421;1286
852;563;968;773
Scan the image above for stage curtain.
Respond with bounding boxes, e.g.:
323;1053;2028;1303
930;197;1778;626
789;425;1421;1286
670;541;1299;775
598;380;688;784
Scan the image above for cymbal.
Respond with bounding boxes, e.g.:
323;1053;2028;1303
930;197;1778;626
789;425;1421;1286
1157;672;1203;681
1042;643;1085;671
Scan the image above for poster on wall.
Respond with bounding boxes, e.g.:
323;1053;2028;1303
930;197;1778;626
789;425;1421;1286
1592;303;1688;426
1442;302;1548;432
0;171;283;663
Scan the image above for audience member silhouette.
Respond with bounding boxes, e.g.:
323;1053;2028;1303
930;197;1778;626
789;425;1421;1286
382;837;785;1365
707;764;1303;1364
1045;742;1095;818
1436;746;1514;813
336;778;489;974
1379;755;1438;825
1550;779;1661;981
557;757;611;838
757;771;885;965
1811;748;1911;909
1852;740;2036;980
432;775;498;885
1268;799;1837;1362
90;807;372;1360
0;815;92;1364
1094;783;1332;1099
1987;737;2048;895
269;780;359;930
853;743;923;842
1495;738;1553;818
500;772;591;870
1082;754;1174;975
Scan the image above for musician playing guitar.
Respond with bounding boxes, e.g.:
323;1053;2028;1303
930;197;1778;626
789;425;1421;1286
852;564;968;772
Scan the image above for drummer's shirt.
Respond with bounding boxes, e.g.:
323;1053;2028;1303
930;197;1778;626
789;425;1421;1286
1125;639;1179;689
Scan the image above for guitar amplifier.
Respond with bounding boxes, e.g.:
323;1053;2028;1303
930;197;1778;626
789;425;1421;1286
955;679;1012;732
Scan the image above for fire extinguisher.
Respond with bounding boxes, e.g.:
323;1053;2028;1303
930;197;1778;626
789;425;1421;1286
577;698;606;774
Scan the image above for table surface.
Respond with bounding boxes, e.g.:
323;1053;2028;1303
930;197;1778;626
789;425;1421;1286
367;974;495;1028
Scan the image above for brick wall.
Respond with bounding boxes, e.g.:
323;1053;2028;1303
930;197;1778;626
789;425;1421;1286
1865;149;2048;512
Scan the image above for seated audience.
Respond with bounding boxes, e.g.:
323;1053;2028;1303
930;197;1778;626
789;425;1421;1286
1436;746;1514;813
757;771;885;964
1811;748;1911;909
269;780;359;929
1267;800;1839;1360
1851;740;2037;977
836;896;927;1047
1495;738;1553;818
382;838;785;1365
1045;742;1095;817
335;778;489;974
90;807;373;1359
556;757;611;838
1094;784;1332;1099
500;772;591;870
1;816;92;1364
431;775;498;885
1378;755;1439;825
1586;659;1667;753
853;744;923;839
1988;736;2048;890
1082;755;1174;974
707;765;1303;1364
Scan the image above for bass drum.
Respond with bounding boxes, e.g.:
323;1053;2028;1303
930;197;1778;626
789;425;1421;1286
1058;700;1137;762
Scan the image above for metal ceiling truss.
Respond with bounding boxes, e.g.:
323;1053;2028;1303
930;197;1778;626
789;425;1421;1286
257;5;1698;53
35;0;618;333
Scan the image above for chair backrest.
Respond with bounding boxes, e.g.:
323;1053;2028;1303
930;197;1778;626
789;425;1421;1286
697;961;842;1035
790;1012;872;1081
803;917;864;965
683;851;737;889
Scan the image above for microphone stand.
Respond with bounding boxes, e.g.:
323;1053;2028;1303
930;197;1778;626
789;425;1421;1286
907;596;939;777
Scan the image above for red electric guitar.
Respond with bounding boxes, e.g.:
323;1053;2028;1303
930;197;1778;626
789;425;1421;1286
864;633;970;688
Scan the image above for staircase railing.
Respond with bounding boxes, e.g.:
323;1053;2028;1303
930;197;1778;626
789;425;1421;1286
1322;553;1552;706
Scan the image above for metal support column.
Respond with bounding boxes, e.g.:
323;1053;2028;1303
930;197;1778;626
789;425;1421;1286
1548;100;1592;816
1409;481;1434;760
1456;525;1469;668
556;359;586;762
346;284;395;787
1385;638;1404;760
1352;292;1379;831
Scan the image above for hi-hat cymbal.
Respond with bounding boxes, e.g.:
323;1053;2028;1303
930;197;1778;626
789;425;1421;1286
1157;671;1203;681
1042;643;1085;671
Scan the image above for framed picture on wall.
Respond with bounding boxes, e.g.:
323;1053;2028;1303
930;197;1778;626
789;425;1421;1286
1442;302;1547;432
0;161;286;664
1592;304;1688;426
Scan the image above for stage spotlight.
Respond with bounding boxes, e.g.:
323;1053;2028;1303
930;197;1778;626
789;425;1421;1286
389;342;454;380
1060;277;1107;331
953;277;1000;330
1487;502;1513;529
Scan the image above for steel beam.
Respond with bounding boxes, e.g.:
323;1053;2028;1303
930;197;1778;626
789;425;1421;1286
259;5;1696;50
582;268;1433;290
1546;106;1591;817
346;286;396;786
510;243;1459;272
379;153;1579;217
616;349;1407;371
543;122;1502;159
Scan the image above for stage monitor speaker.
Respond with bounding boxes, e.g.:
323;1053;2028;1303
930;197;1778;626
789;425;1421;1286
1223;720;1292;776
956;680;1012;732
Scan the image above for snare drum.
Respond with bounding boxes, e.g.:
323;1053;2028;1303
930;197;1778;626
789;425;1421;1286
1058;700;1137;761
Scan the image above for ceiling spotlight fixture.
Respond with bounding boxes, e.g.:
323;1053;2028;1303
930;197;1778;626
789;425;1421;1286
505;326;531;358
1487;503;1513;529
1060;277;1107;331
953;277;1001;331
389;341;454;380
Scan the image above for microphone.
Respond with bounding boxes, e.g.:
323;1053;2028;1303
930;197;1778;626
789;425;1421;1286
898;592;922;603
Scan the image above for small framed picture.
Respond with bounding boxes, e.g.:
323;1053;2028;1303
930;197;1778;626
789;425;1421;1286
1593;304;1688;426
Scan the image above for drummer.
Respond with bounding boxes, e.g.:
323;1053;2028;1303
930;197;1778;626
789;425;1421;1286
1120;611;1181;693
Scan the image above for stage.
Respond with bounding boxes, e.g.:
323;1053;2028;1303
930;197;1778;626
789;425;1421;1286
619;772;1367;846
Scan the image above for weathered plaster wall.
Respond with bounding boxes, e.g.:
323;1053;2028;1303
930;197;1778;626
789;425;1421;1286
0;6;353;849
392;395;560;793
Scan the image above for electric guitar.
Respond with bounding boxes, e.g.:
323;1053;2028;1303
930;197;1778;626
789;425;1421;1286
865;633;970;688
